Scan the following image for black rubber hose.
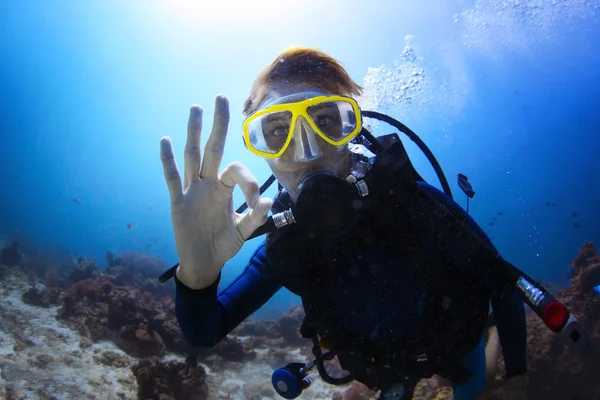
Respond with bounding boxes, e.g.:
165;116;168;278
361;110;452;199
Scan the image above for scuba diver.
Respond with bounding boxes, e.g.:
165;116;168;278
158;47;588;400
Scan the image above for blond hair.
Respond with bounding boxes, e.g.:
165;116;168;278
243;47;363;115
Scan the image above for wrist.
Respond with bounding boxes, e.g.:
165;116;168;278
175;264;220;290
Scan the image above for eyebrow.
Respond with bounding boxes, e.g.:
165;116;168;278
263;114;290;124
310;102;337;112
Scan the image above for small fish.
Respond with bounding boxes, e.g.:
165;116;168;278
497;211;504;215
573;222;581;228
572;212;578;217
127;223;133;230
488;222;495;226
72;197;82;203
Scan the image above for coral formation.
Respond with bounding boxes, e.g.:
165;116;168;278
1;237;598;399
67;258;99;282
131;357;209;400
21;285;61;307
278;304;311;346
522;242;600;400
56;275;186;359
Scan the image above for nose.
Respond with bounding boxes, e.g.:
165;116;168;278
292;116;322;162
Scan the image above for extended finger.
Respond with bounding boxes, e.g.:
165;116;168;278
200;95;230;178
160;136;184;204
184;105;203;189
219;161;260;209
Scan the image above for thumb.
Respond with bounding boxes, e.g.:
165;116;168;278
237;197;273;240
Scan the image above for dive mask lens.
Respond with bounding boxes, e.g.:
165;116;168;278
246;110;293;156
306;100;358;142
243;95;362;159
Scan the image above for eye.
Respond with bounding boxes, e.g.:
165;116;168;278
266;124;289;137
316;116;333;128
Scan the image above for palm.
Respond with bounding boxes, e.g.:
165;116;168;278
160;96;271;289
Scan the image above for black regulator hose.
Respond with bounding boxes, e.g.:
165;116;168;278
397;178;589;349
361;110;453;199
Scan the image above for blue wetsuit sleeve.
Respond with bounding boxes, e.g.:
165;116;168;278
174;240;282;347
417;182;527;378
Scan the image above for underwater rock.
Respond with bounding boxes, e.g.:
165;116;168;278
103;251;174;299
233;318;281;338
92;350;131;368
67;258;99;282
258;347;290;369
13;337;34;352
43;266;65;288
150;311;190;354
211;336;248;362
57;275;190;357
114;322;166;358
21;286;61;308
332;381;378;400
106;287;149;329
480;242;600;400
569;242;600;294
103;264;135;287
27;353;56;370
58;277;115;341
279;304;309;346
131;357;209;400
109;251;167;280
242;381;275;399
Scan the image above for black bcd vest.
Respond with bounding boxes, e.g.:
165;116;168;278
265;135;490;388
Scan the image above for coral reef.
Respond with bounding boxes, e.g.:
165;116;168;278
2;236;599;400
278;304;311;346
56;275;186;359
104;251;174;299
0;272;137;399
522;242;600;400
67;257;99;282
21;285;61;307
474;242;600;400
131;357;209;400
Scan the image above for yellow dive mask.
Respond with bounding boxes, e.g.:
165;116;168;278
242;92;363;161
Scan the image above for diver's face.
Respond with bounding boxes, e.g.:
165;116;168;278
254;82;353;201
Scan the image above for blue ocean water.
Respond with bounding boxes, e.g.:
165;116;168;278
0;0;598;321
